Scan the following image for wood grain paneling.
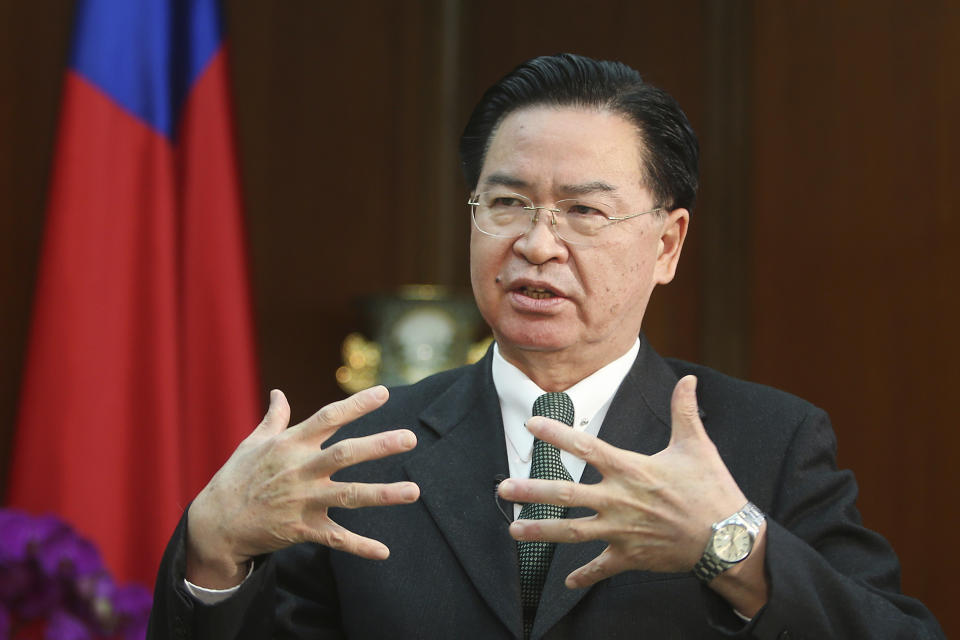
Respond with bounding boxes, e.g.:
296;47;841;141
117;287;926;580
225;1;470;419
0;0;74;502
749;2;959;630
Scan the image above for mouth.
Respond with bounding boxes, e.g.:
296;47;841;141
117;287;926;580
515;285;560;299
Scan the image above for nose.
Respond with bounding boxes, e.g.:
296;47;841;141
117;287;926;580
513;207;569;265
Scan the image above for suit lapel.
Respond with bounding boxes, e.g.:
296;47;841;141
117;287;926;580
532;338;678;639
403;353;523;638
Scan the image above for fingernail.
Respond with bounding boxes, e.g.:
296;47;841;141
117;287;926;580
399;431;416;448
401;484;418;501
370;385;388;401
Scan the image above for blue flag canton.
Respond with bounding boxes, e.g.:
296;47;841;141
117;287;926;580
69;0;224;141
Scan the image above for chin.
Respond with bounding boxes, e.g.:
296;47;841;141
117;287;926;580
492;319;577;354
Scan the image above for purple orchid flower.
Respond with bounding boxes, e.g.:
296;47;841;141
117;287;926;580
0;509;151;640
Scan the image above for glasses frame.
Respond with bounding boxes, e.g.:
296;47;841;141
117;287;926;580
467;191;664;246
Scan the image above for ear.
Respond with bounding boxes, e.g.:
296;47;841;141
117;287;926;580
654;208;689;285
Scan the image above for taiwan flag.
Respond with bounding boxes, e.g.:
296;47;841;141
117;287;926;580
6;0;261;588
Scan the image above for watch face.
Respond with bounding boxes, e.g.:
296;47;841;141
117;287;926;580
712;523;752;563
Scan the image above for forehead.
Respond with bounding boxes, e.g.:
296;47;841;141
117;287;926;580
478;106;647;197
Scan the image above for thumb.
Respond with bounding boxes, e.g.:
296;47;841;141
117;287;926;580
668;375;706;446
255;389;292;436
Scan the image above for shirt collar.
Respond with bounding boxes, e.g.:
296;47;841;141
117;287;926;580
493;339;640;455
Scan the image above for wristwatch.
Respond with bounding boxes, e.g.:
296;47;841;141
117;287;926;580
692;501;765;583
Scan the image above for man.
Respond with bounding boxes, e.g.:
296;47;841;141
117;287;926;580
149;54;943;638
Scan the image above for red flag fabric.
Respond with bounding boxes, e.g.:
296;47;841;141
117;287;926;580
6;0;260;587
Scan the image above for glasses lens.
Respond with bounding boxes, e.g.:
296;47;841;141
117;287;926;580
555;199;615;244
471;191;533;238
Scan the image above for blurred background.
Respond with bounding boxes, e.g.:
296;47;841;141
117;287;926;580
1;0;957;634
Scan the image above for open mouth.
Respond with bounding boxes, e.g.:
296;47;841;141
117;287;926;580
518;286;558;299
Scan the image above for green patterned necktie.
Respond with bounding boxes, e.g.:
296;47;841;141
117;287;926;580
518;391;575;639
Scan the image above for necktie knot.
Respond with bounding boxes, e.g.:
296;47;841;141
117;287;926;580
528;392;574;484
532;391;574;426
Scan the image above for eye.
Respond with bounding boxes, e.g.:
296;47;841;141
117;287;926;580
564;202;608;218
568;204;601;216
490;195;527;209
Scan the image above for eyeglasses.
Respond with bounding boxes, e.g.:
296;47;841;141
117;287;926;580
467;190;663;246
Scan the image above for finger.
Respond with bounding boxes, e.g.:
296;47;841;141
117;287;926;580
497;477;605;511
524;417;637;475
310;429;417;474
253;389;292;437
307;520;393;561
509;514;605;545
293;385;390;442
668;375;708;446
565;547;621;589
315;480;421;510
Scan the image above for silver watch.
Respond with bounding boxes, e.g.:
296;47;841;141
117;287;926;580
692;502;765;583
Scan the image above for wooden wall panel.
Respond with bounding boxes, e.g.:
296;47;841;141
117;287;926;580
749;2;959;632
0;0;74;501
225;1;468;420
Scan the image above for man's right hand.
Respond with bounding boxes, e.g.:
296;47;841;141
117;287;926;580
185;385;420;589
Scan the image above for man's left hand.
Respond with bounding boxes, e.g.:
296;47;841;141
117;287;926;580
497;375;761;595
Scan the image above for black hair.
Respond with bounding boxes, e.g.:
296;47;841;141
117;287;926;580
459;53;699;211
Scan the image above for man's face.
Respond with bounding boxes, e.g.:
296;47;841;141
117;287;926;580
469;106;688;379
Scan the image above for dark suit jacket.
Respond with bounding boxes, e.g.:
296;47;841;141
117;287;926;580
149;339;943;639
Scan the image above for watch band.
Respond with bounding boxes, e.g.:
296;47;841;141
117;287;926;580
692;548;733;583
692;501;765;583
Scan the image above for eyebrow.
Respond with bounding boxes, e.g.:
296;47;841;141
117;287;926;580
482;173;618;196
561;180;617;196
482;173;529;190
